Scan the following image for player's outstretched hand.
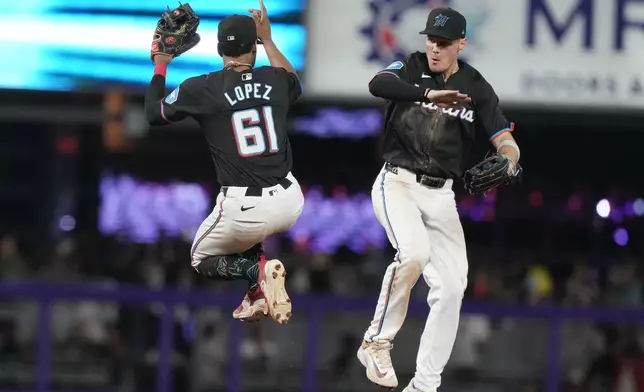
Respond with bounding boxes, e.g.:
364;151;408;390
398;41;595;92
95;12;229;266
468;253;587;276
425;89;471;108
249;0;272;42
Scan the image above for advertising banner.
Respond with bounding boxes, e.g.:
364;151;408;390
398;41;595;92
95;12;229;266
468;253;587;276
305;0;644;109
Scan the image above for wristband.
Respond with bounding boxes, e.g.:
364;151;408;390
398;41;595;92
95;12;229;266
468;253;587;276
497;139;520;161
154;63;168;78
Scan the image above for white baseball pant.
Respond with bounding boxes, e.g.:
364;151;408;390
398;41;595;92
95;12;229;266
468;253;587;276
364;164;469;391
191;172;304;267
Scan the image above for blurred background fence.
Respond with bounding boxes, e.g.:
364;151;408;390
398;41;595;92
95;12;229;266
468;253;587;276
3;0;644;391
2;283;644;392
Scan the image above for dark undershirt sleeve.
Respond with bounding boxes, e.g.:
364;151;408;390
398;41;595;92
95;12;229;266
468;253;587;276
144;74;175;125
369;73;426;102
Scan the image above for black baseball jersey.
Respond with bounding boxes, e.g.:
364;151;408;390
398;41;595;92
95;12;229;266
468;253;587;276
373;51;514;179
147;66;302;187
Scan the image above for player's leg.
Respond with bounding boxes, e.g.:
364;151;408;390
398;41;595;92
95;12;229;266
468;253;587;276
190;191;264;278
409;184;469;392
253;174;304;324
221;246;297;324
232;249;293;324
198;175;304;324
358;167;431;389
190;191;273;322
232;243;269;322
190;175;303;268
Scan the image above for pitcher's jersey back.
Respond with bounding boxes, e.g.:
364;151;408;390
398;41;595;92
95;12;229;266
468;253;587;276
160;66;302;187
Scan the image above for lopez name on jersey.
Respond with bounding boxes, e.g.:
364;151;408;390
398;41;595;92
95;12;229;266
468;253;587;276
224;82;274;107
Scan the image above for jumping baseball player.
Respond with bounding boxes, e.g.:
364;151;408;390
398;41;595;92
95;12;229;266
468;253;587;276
144;1;304;325
357;7;522;392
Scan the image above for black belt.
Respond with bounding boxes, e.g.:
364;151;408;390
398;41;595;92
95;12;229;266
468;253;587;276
385;162;447;189
222;177;292;197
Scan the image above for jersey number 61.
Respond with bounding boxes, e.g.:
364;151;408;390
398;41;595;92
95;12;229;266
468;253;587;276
231;106;279;157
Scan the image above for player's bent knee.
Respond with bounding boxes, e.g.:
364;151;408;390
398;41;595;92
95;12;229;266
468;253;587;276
398;248;431;270
394;260;423;285
393;248;430;286
436;275;467;306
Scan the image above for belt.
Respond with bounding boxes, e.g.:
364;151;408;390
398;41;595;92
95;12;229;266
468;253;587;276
385;162;447;189
222;177;292;197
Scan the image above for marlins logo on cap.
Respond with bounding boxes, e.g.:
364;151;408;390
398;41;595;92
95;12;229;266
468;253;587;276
434;14;449;27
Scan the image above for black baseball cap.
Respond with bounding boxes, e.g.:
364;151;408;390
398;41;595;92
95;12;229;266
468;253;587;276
217;15;257;45
419;7;467;40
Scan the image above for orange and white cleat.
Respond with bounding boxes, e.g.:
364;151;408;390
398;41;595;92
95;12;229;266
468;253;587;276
232;289;268;322
257;257;291;324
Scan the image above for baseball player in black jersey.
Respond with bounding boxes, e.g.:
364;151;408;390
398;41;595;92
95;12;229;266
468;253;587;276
357;7;521;392
145;0;304;325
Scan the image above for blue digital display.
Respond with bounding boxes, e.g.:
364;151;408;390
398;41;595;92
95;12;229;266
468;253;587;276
3;0;306;91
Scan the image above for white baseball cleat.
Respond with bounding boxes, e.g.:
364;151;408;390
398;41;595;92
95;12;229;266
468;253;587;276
402;380;424;391
257;257;292;324
232;290;268;322
357;340;398;389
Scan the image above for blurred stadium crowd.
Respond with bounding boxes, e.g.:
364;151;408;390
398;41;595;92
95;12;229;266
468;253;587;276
1;228;643;391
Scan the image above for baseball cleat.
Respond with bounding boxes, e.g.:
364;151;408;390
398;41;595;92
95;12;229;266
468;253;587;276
232;290;268;322
401;380;423;392
257;257;291;324
357;340;398;389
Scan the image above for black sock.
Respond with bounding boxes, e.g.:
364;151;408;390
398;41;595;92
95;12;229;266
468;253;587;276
241;243;263;292
244;242;265;255
195;254;261;283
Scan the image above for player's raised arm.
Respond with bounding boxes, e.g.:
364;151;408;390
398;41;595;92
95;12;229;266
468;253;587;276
144;57;202;125
145;56;176;125
145;4;202;125
249;0;297;76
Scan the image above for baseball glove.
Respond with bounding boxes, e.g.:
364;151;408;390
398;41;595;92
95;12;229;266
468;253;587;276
150;3;201;61
463;153;522;195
